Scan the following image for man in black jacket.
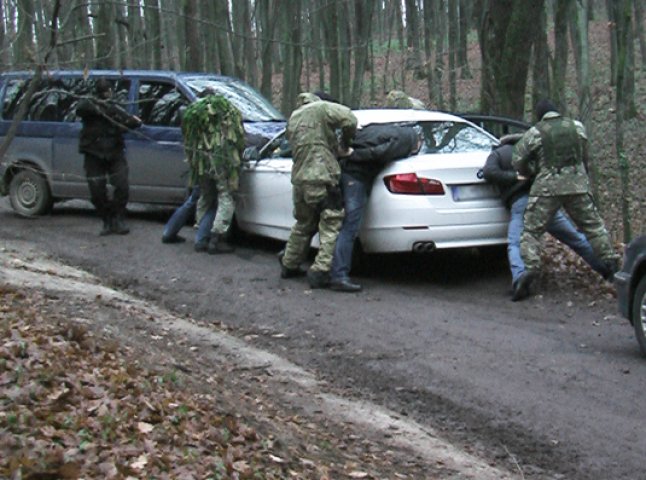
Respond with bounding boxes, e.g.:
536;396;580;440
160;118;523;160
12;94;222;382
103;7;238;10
329;124;421;292
483;134;609;301
77;79;141;235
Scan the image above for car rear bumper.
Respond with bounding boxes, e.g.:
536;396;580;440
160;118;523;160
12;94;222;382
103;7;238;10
359;222;508;253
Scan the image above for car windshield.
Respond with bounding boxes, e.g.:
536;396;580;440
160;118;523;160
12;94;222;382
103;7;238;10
418;121;496;153
185;77;285;122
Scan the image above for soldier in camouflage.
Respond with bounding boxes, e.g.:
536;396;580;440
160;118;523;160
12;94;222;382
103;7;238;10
280;93;358;289
384;90;426;110
511;99;620;301
181;94;245;254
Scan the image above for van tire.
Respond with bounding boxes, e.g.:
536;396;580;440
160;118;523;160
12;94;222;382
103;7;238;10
9;168;53;217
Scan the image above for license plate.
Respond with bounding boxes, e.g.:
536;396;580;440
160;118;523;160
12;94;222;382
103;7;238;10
452;184;499;201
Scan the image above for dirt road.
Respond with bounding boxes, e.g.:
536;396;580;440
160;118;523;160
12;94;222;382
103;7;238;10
1;199;643;480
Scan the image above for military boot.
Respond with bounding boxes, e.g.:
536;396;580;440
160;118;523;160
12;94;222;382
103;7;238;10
277;249;306;278
307;269;330;289
111;214;130;235
511;270;537;302
99;217;112;236
601;258;621;281
207;234;235;254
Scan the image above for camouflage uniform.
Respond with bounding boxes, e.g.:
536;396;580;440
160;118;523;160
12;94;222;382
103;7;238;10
281;93;358;278
512;111;618;275
384;90;426;110
182;95;245;248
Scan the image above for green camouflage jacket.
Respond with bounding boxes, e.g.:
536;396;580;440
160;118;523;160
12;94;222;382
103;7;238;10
286;95;357;186
512;112;590;196
384;90;426;110
181;95;245;188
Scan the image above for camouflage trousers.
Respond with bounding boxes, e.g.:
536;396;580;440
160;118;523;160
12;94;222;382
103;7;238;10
282;183;344;273
520;193;618;272
196;171;236;236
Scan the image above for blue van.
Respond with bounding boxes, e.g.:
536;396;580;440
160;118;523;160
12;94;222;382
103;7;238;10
0;70;285;216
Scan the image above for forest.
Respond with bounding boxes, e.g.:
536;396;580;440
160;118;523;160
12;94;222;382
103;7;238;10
0;0;644;240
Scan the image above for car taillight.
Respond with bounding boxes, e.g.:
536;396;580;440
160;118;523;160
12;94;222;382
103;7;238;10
383;173;445;195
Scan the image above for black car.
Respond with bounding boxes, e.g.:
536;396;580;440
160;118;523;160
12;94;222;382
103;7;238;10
615;235;646;355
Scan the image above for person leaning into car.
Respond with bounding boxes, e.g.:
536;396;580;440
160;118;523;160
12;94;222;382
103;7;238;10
483;133;611;302
329;124;422;292
279;92;357;289
511;99;620;300
76;78;142;236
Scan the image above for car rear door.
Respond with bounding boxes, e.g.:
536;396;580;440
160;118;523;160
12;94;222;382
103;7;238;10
126;77;191;205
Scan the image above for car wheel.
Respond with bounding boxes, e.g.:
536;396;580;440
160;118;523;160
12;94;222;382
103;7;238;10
632;275;646;357
9;168;53;217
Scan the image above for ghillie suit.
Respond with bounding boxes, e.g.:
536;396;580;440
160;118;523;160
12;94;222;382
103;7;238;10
181;95;245;253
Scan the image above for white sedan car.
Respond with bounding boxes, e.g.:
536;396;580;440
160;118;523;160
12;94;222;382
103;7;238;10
235;109;510;254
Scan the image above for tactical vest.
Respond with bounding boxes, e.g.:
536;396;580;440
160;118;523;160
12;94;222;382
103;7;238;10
536;116;582;170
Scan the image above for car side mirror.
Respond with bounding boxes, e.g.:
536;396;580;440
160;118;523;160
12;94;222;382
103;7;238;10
243;146;260;162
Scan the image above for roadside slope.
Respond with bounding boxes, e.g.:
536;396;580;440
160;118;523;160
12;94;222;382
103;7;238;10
0;240;522;480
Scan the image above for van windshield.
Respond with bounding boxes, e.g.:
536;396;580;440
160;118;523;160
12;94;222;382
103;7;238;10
185;77;285;123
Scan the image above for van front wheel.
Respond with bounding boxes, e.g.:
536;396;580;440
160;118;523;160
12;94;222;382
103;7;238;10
9;168;53;217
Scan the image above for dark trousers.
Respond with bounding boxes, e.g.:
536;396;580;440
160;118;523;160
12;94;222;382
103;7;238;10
330;172;369;281
83;152;129;219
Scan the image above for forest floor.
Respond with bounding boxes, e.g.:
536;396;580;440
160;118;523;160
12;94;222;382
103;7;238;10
1;242;519;480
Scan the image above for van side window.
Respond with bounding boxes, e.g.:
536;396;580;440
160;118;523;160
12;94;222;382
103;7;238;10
2;78;131;122
138;81;189;127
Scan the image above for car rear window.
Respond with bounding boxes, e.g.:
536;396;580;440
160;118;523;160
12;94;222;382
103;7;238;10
419;121;496;154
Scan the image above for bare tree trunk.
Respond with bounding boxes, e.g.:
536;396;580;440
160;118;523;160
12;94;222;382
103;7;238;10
258;0;280;103
433;0;446;110
183;0;201;71
0;1;4;65
422;0;436;108
311;3;326;91
15;0;35;68
203;0;220;72
126;0;144;68
405;0;423;75
381;5;396;96
531;5;550;110
33;0;48;63
458;0;472;79
213;0;235;75
571;0;592;122
634;0;646;68
394;0;406;90
350;0;374;107
0;1;61;164
280;1;302;114
553;0;571;112
320;0;341;100
232;0;256;85
95;1;117;68
66;0;93;68
606;0;618;85
477;0;545;118
5;1;17;66
448;0;458;111
615;0;633;242
114;2;128;69
144;0;163;69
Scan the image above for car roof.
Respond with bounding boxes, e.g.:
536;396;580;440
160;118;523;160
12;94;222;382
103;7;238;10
0;69;237;83
353;108;469;127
